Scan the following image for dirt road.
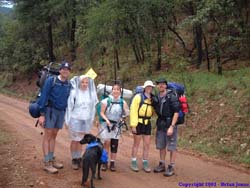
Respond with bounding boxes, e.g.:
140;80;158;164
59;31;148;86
0;94;249;188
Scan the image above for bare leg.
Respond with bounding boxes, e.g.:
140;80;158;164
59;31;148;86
131;135;141;158
142;135;150;160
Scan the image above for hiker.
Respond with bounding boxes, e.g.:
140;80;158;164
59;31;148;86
65;75;98;170
152;78;180;177
37;61;71;174
99;83;129;171
130;80;155;173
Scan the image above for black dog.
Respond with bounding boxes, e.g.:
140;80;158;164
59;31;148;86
80;134;104;188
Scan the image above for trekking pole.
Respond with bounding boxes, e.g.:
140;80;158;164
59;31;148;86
34;120;44;135
95;127;107;137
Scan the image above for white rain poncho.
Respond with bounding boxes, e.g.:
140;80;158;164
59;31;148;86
65;75;98;140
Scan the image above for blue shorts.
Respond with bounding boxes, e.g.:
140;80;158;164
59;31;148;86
45;107;65;129
155;126;178;151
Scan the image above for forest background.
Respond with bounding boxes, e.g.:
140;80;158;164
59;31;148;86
0;0;249;168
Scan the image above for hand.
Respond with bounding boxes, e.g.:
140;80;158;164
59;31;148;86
106;119;112;132
38;116;45;128
131;127;137;134
64;123;68;130
167;126;174;136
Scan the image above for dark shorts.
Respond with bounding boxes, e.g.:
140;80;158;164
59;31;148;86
135;123;151;135
155;126;178;151
45;107;65;129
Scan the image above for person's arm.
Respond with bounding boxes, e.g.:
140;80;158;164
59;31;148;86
167;93;180;136
64;89;76;127
37;77;53;127
100;100;111;127
130;95;141;134
122;100;130;117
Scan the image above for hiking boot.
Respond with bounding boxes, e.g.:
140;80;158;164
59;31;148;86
43;161;58;174
154;162;166;173
51;157;64;169
110;161;116;171
163;165;175;177
72;158;79;170
101;163;108;171
142;160;151;173
130;160;139;172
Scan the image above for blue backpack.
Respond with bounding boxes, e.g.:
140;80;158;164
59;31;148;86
129;86;144;108
86;142;108;164
167;82;188;124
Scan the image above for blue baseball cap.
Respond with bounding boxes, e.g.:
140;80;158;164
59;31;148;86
60;61;71;70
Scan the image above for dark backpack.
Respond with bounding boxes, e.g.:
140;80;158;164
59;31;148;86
29;76;57;118
36;62;60;88
167;82;189;124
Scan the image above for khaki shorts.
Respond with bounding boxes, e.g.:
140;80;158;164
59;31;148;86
155;126;178;151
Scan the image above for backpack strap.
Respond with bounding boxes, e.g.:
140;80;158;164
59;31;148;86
138;93;152;124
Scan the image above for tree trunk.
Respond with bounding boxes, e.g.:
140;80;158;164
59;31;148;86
115;47;120;70
156;32;162;70
70;0;77;61
194;24;203;69
132;43;140;64
47;16;55;62
215;33;222;75
203;33;210;71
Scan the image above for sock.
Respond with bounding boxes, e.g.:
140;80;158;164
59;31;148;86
110;160;115;162
132;158;137;161
48;152;54;160
76;151;82;159
160;160;165;164
72;151;78;159
44;154;50;162
170;163;175;167
142;159;148;162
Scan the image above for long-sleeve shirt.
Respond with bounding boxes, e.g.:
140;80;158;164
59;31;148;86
38;76;71;114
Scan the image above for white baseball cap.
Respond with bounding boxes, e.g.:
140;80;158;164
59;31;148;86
142;80;155;88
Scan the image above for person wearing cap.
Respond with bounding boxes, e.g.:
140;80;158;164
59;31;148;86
130;80;155;173
64;75;98;170
152;78;180;177
37;61;71;174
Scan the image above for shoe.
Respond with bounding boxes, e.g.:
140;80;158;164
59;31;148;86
110;161;116;171
72;158;79;170
51;157;64;169
43;161;58;174
163;165;175;177
101;163;108;171
142;160;151;173
154;162;166;173
130;160;139;172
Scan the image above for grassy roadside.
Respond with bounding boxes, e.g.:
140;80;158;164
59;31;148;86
175;68;250;167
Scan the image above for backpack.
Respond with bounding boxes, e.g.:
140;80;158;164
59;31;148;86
29;62;60;118
29;76;57;118
96;95;124;123
129;86;144;108
36;62;60;88
167;82;189;124
85;141;109;164
130;86;153;122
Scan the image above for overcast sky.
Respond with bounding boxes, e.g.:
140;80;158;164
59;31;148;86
0;0;14;8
